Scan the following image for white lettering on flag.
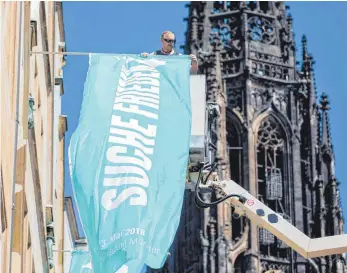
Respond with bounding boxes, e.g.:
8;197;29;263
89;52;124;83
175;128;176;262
101;60;161;211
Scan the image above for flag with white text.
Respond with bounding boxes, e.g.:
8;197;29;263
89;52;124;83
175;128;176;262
69;54;192;273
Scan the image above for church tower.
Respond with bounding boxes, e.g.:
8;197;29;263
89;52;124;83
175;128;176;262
163;1;346;273
146;2;346;273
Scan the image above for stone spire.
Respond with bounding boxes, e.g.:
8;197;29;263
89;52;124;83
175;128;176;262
320;92;332;149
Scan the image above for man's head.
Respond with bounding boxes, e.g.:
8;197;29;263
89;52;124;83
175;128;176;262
161;31;176;53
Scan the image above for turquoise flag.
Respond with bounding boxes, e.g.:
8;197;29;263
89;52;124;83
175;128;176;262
69;250;146;273
69;251;93;273
69;54;192;273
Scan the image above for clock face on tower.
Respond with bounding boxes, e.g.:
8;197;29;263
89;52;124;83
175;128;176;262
248;16;275;44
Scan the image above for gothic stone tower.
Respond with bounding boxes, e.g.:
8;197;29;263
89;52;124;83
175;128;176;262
158;2;346;273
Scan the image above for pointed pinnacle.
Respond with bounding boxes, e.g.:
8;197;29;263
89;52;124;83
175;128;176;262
287;13;293;24
302;35;308;61
320;92;330;111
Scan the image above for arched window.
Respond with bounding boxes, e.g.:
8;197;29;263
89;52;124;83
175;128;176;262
322;155;333;236
227;120;244;241
256;116;290;259
228;122;243;185
233;252;245;273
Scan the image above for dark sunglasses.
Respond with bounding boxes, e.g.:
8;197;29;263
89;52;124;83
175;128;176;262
164;38;176;44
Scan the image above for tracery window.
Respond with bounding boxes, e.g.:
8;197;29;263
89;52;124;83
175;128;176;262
256;117;290;258
248;16;276;45
210;16;240;51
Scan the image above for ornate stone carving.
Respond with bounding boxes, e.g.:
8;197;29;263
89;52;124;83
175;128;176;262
198;50;218;102
226;86;243;111
223;62;243;77
249;50;285;64
251;60;290;80
211;1;240;14
221;44;242;60
248;16;276;44
249;84;287;115
260;261;291;273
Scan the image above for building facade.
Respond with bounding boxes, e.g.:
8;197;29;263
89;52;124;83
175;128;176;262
0;2;67;273
148;1;346;273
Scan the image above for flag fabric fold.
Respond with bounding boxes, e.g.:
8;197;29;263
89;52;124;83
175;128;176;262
69;251;93;273
69;250;144;273
69;54;192;272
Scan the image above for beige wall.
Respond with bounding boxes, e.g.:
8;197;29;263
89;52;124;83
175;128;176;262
0;2;67;273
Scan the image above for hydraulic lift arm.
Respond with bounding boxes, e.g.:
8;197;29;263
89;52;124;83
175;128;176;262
197;176;347;259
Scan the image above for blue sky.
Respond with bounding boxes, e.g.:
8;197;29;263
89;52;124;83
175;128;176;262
62;1;347;240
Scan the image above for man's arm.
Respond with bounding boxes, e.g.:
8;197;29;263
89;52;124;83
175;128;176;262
190;54;199;74
141;52;199;74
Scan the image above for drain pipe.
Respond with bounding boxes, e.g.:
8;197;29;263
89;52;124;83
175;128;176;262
8;2;23;273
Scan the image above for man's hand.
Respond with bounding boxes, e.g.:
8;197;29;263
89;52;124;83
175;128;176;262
141;52;150;57
189;54;198;64
190;54;199;74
